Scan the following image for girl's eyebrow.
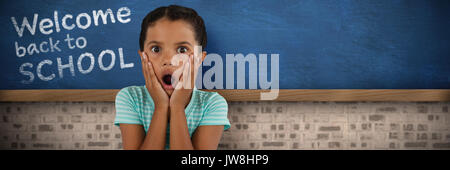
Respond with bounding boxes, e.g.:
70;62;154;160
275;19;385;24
146;40;162;47
175;41;192;47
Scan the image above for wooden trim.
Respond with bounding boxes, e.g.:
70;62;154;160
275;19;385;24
0;89;449;102
0;89;120;102
207;89;450;102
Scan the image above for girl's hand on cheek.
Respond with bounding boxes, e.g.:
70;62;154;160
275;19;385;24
170;54;196;112
141;52;169;110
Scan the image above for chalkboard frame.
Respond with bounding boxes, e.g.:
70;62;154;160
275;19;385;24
0;90;449;102
1;1;450;102
2;1;450;91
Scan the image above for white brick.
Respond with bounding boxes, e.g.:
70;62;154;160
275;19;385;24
83;123;102;131
402;103;419;114
56;115;70;123
16;133;32;141
375;104;400;114
289;141;304;149
348;132;358;141
81;114;97;123
28;115;41;123
255;114;272;123
248;133;263;141
42;114;58;123
287;102;315;114
56;142;77;149
97;114;115;123
4;123;28;132
0;104;8;114
386;114;402;122
303;133;316;141
316;103;344;114
97;103;113;114
245;123;259;132
431;103;449;113
1;101;449;150
38;133;58;141
260;123;274;131
274;114;293;123
72;133;97;141
373;142;389;149
57;103;84;114
230;133;246;141
330;114;347;123
12;114;29;123
302;141;315;149
348;114;359;123
347;103;373;114
26;103;55;114
54;133;72;141
5;104;26;114
404;114;417;122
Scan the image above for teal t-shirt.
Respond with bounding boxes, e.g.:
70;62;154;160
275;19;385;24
114;85;230;149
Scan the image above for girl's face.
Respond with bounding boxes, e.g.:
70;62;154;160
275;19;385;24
139;18;205;96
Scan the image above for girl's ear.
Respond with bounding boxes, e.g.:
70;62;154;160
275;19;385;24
201;51;207;62
138;50;143;57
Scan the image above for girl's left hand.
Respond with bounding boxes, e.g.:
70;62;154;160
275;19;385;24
170;54;196;112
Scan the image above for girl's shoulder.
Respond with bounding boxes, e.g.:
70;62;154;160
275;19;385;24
116;86;226;107
194;88;227;107
116;85;152;104
117;85;147;96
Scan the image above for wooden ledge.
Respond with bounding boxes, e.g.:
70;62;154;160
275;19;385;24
0;89;449;102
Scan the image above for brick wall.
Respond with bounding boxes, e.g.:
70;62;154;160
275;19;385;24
0;101;449;150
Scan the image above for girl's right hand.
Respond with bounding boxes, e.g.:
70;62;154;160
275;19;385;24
140;52;170;110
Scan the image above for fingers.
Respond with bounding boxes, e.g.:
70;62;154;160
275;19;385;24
141;52;161;89
187;55;194;89
190;54;196;87
175;56;193;90
142;53;156;81
140;52;149;84
183;56;192;89
146;57;156;80
142;52;197;91
175;76;184;90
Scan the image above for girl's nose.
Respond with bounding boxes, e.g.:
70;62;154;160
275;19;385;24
161;52;175;66
162;62;172;66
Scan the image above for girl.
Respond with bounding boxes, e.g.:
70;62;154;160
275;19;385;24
114;5;230;150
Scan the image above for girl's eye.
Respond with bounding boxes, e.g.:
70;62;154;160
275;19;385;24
151;46;160;53
177;46;188;53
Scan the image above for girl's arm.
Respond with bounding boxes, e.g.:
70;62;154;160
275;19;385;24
192;125;225;149
139;52;171;149
139;106;169;149
169;107;194;150
119;52;171;150
120;106;169;150
119;105;169;150
168;56;195;150
168;55;224;150
119;124;145;150
169;107;224;150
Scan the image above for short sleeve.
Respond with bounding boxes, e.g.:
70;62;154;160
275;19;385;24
114;87;142;126
199;93;231;130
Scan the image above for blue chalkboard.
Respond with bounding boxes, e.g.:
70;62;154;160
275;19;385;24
0;0;449;90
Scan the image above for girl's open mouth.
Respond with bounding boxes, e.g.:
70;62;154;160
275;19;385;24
161;74;174;90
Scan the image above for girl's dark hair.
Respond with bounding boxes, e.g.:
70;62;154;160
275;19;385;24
139;5;207;51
